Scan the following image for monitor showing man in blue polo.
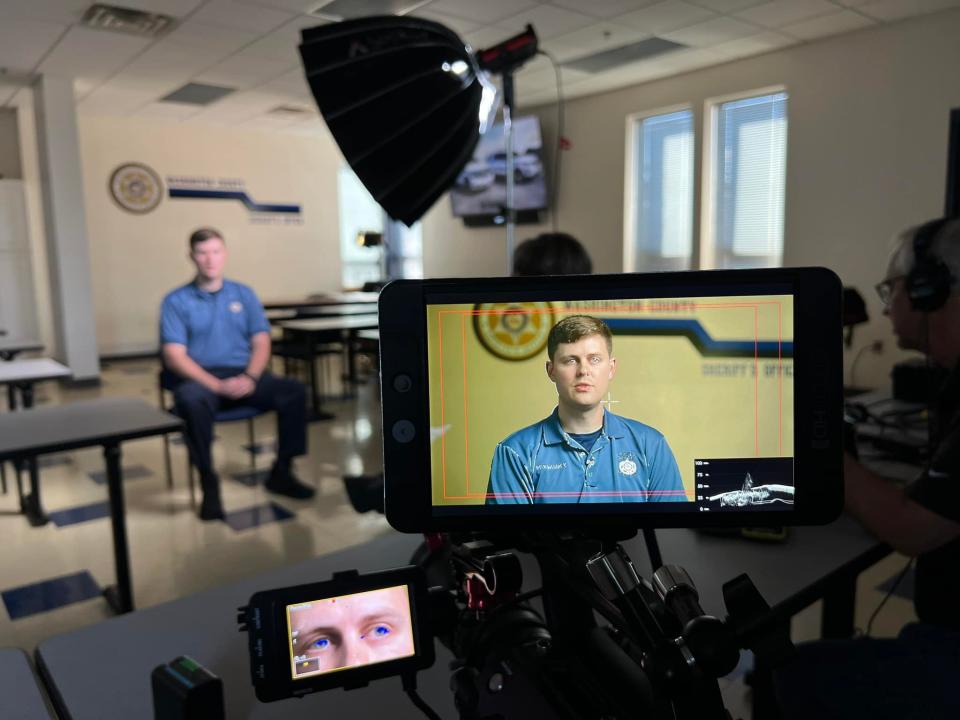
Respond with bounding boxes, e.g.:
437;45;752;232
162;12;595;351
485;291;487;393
486;315;684;504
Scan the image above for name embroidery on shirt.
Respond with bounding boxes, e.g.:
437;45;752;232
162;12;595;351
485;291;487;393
536;463;567;471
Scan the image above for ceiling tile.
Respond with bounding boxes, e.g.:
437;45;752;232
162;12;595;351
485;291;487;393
857;0;960;21
426;0;540;25
117;0;206;16
78;84;159;115
164;21;260;54
550;0;661;19
708;29;796;58
687;0;767;10
735;0;839;28
497;5;599;40
195;55;296;89
243;16;327;61
662;15;758;45
238;0;319;11
780;8;875;39
0;0;88;24
463;25;519;51
135;101;203;119
38;27;152;80
0;18;67;73
119;40;230;84
615;1;717;34
408;9;482;36
541;22;647;62
189;1;295;33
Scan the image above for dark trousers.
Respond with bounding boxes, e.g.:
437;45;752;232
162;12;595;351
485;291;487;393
774;622;960;719
172;369;307;482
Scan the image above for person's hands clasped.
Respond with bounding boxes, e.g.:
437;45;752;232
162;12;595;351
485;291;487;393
219;374;256;399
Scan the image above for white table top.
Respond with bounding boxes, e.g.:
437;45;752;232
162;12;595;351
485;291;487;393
0;338;43;355
279;314;379;332
0;358;70;385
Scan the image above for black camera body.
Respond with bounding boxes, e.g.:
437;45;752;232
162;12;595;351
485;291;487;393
238;566;434;702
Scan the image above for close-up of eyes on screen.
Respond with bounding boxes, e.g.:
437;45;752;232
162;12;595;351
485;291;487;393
286;585;416;679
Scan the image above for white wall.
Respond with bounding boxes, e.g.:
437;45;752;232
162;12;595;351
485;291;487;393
78;117;344;355
421;9;960;388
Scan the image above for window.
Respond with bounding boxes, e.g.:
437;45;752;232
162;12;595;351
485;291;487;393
626;108;694;272
338;167;423;289
710;91;788;269
338;166;383;289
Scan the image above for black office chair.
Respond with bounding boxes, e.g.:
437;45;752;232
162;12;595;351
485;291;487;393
157;370;266;507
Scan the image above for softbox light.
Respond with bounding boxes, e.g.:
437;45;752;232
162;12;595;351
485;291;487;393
299;16;498;227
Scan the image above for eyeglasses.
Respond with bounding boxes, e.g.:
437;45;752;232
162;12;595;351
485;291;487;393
875;275;904;306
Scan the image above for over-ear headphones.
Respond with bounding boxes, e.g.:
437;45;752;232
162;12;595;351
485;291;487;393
906;218;953;312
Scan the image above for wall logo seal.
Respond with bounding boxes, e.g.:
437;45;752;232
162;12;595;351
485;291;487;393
109;163;163;214
474;302;556;361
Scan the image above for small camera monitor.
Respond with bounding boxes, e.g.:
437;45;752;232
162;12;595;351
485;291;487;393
378;268;844;532
240;567;434;702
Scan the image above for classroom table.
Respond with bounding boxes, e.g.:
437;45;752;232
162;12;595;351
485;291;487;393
36;516;887;719
0;337;43;361
0;648;55;719
0;358;71;525
262;292;379;312
278;314;379;415
0;398;182;613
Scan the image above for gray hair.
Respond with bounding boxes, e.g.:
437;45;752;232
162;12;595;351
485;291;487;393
886;219;960;293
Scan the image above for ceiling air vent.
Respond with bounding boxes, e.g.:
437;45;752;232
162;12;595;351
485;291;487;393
563;37;687;74
310;0;430;21
160;83;235;106
81;3;177;38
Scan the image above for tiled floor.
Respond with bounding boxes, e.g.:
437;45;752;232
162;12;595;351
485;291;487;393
0;358;920;717
0;357;392;652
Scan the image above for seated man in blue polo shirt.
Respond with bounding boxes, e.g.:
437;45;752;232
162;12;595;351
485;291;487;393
160;227;314;520
486;315;685;505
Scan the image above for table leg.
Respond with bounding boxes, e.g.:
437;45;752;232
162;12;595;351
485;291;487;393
102;442;134;614
19;382;48;526
821;573;857;639
345;329;360;397
304;330;334;422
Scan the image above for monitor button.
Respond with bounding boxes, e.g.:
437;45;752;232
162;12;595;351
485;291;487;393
392;420;415;443
393;374;413;393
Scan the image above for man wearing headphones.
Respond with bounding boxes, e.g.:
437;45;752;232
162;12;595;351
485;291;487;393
776;218;960;718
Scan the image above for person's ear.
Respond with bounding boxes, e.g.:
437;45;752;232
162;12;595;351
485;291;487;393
608;356;617;380
546;360;554;382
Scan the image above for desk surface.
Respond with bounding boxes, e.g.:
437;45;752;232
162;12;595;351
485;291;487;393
0;397;182;460
0;649;54;720
0;358;70;385
37;517;884;719
264;293;378;310
0;338;43;356
279;315;379;332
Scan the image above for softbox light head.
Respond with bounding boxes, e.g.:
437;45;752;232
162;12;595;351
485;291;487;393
300;16;498;227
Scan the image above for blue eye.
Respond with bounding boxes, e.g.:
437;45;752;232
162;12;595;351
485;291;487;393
314;638;329;649
373;625;390;636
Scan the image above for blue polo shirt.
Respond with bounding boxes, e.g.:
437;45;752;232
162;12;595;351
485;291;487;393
159;279;270;369
486;409;686;505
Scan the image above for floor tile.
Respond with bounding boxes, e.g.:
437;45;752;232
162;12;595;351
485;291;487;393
2;572;102;620
87;464;153;485
48;501;111;528
223;502;295;531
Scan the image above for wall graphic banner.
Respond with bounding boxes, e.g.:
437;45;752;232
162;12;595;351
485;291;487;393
107;163;303;224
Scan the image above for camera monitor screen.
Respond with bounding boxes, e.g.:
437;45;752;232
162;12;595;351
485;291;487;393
380;270;843;531
429;295;792;513
287;585;416;679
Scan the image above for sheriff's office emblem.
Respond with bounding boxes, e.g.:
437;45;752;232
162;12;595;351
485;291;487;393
109;163;163;214
474;301;555;361
618;452;638;476
229;301;243;313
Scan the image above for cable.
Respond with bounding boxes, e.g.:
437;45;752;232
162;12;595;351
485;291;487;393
537;49;565;233
864;558;914;637
402;674;444;720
